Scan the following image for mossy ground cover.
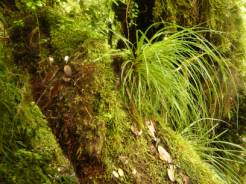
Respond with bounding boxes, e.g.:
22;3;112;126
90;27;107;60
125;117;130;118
0;0;245;183
0;42;78;184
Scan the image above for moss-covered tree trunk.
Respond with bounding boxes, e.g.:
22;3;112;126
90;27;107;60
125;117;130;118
0;2;110;183
1;1;245;184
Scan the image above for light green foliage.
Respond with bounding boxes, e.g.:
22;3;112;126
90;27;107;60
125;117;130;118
50;5;105;60
181;120;245;184
120;24;232;130
98;83;243;183
157;123;224;184
25;0;43;10
15;0;44;11
51;2;245;183
74;33;243;184
118;24;245;183
51;17;92;57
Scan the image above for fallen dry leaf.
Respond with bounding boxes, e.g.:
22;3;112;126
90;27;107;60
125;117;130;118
167;165;176;182
132;168;137;175
157;145;172;163
118;168;124;177
112;170;119;178
180;172;190;184
183;175;190;184
145;120;156;140
131;126;142;137
119;156;129;165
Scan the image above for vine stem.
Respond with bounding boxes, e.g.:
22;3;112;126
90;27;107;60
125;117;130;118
126;0;132;40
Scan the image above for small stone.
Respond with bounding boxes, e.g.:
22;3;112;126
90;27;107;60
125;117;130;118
112;170;119;178
64;65;72;77
118;168;124;177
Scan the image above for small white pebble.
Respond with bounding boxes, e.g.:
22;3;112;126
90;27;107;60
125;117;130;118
118;168;124;177
112;170;119;178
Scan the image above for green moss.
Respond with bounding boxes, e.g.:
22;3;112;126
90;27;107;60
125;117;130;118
153;0;198;26
0;44;78;184
46;30;243;183
3;1;244;183
89;48;240;183
49;8;105;61
91;59;175;183
153;0;244;59
157;124;223;184
98;94;225;184
53;39;171;183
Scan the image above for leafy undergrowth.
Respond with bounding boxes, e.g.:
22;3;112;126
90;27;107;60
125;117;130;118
0;43;78;184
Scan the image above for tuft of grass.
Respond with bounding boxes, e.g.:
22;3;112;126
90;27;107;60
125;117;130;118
117;23;244;183
120;23;234;130
181;119;245;184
